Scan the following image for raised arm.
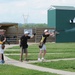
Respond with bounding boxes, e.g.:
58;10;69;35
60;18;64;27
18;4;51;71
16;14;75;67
3;37;6;43
30;33;36;39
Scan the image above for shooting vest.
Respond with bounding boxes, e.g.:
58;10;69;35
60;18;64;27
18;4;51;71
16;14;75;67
0;35;5;44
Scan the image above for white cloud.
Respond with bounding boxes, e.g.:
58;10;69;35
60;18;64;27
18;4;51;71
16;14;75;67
0;0;75;23
0;1;28;13
13;1;28;8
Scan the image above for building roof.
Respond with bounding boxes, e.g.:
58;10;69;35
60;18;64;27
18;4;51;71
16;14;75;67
0;23;18;27
0;23;18;30
49;6;75;10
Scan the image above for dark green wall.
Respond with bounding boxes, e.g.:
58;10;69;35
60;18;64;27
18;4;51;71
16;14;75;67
48;10;56;28
56;9;75;42
56;10;75;30
48;9;75;42
56;31;75;42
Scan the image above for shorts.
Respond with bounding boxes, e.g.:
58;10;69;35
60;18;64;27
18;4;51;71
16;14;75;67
40;44;46;50
22;47;27;53
0;45;4;54
22;44;28;49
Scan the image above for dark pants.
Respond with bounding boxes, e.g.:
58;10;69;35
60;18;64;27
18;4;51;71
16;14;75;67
2;54;5;63
22;48;27;53
2;54;4;60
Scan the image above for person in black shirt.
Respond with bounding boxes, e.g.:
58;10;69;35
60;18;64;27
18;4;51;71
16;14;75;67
0;30;6;64
38;29;54;61
20;31;35;61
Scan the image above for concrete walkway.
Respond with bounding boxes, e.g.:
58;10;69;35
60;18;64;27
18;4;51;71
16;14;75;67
4;56;75;75
4;44;75;75
5;53;75;63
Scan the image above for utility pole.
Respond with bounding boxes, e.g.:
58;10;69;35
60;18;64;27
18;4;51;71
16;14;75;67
23;14;29;24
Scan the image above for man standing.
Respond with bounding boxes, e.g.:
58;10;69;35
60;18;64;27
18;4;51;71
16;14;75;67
20;31;35;62
38;29;54;61
0;29;6;64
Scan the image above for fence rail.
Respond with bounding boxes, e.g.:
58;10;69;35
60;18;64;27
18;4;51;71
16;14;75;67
6;28;55;44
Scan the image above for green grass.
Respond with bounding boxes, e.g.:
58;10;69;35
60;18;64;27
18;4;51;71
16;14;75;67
6;43;75;53
0;64;58;75
32;60;75;72
8;46;20;49
6;53;75;60
5;43;75;60
5;48;75;53
8;43;75;49
4;43;75;72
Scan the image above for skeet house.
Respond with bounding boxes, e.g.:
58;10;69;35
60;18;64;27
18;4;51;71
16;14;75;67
0;23;18;44
48;6;75;42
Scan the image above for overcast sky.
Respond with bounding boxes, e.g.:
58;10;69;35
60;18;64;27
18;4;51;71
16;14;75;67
0;0;75;24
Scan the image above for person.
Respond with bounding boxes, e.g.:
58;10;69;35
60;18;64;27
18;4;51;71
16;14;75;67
20;31;35;62
38;29;54;61
0;29;6;64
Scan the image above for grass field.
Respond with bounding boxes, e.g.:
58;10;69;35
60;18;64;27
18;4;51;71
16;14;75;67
6;53;75;60
5;43;75;60
33;60;75;72
6;43;75;53
0;65;58;75
5;43;75;72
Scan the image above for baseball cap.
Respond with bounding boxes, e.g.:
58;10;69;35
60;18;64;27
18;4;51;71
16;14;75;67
24;31;29;34
44;29;48;33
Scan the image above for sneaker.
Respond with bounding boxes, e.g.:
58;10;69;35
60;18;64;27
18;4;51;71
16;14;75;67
38;58;41;62
2;60;5;63
0;60;2;64
41;58;44;61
